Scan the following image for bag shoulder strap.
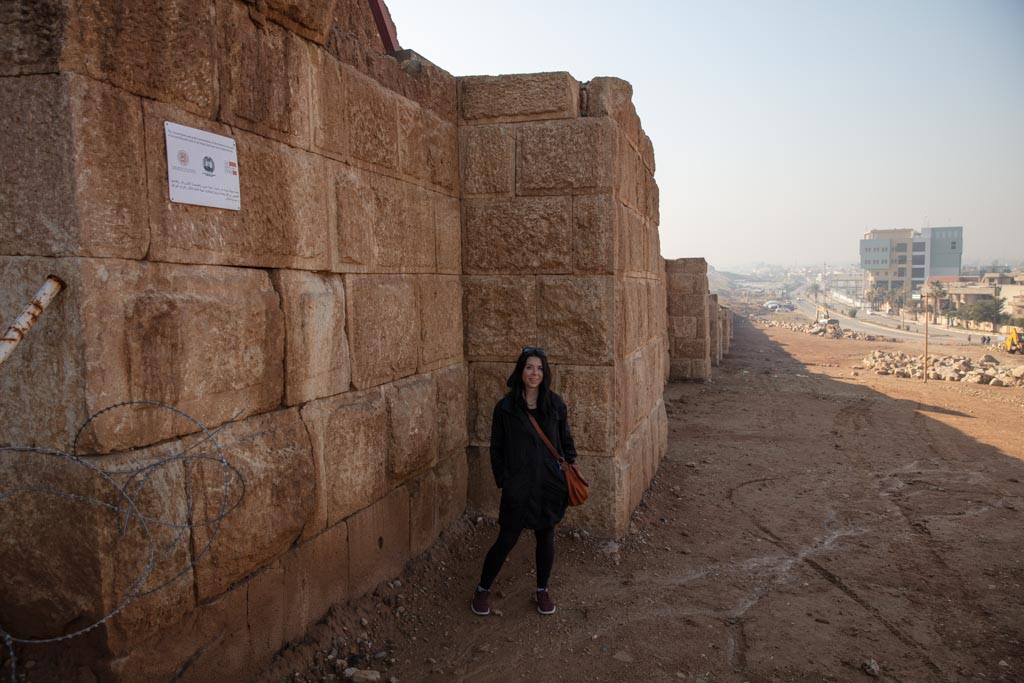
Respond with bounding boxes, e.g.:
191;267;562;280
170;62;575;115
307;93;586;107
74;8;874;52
526;412;564;467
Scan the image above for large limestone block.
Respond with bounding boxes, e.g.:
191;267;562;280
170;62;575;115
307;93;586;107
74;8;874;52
669;315;698;340
311;46;349;160
553;365;613;454
347;67;399;169
434;193;462;275
653;400;668;463
666;272;700;297
408;470;438;557
418;275;463;372
669;358;692;380
347;487;411;597
583;78;641;148
271;270;351;406
666;257;707;274
615;351;645;439
191;409;315;602
517;118;617;195
345;275;420;388
435;363;469;456
399;100;458;192
670;292;709;319
463;196;572;274
300;388;388;538
435;451;469;529
573;194;616;275
460;124;516;195
145;100;330;270
0;75;148;259
218;0;311;147
329;162;375;271
369;174;436;271
563;455;628;536
385;374;439;481
0;0;62;75
625;420;650;514
282;521;349;644
243;560;288;669
615;278;643;358
538;276;614;364
459;72;579;123
617;205;647;276
463;276;538;359
466;446;500;517
263;0;339;43
468;362;514;446
640;133;656;174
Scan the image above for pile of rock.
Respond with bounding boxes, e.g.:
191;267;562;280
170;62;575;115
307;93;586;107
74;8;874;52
858;351;1024;387
753;317;890;342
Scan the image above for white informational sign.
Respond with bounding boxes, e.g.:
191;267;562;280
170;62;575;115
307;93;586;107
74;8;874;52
911;292;922;300
164;122;241;210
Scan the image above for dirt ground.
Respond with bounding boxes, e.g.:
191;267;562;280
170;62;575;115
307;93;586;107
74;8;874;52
264;318;1024;683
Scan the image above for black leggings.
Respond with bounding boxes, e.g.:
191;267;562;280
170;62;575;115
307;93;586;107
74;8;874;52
479;524;555;590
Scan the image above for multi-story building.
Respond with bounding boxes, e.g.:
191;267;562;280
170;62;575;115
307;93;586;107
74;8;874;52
859;227;962;297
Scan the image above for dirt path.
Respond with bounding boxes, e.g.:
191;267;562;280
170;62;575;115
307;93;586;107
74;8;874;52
267;319;1024;683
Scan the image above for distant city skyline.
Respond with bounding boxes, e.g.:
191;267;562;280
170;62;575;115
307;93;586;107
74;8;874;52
386;0;1024;271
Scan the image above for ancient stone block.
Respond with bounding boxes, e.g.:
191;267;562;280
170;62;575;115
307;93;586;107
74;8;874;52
435;451;469;529
408;470;438;557
189;410;314;603
369;174;435;271
459;72;579;123
300;388;388;537
691;359;710;381
245;560;287;666
666;257;707;274
463;276;538;359
428;119;460;193
463;197;572;274
263;0;338;43
615;351;644;439
345;274;419;388
624;419;650;513
401;102;458;191
583;77;641;147
669;316;698;340
670;292;709;319
434;193;461;275
328;161;375;271
573;194;616;274
348;67;399;169
271;270;351;406
466;446;500;517
145;100;330;270
311;47;349;160
218;0;311;147
669;359;692;380
59;0;217;116
468;362;515;446
517;118;616;195
0;0;62;75
615;278;643;358
0;75;148;259
553;365;613;454
640;133;656;174
435;363;469;456
666;272;698;297
347;487;410;597
282;520;348;644
562;455;628;536
385;374;438;481
653;399;668;463
418;276;463;372
538;276;614;364
461;124;516;195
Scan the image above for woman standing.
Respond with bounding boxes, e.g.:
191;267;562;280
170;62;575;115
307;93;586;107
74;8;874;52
471;347;577;617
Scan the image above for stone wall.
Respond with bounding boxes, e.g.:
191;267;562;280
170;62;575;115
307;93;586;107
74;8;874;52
721;306;734;355
460;75;667;536
666;258;711;380
0;2;466;680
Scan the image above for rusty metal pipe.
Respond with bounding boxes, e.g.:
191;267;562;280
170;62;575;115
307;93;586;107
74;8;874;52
0;275;66;368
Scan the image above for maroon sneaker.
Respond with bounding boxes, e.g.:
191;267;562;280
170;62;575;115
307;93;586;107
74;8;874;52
471;588;492;616
535;589;556;615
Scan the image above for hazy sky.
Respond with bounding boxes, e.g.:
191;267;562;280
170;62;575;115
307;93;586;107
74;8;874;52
386;0;1024;271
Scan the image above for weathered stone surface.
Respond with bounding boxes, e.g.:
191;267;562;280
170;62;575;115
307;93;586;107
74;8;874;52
0;75;148;259
0;0;62;75
538;276;614;364
617;205;647;276
463;276;538;359
271;270;351;405
347;487;410;597
468;362;514;445
563;455;627;536
616;278;644;357
573;194;616;274
434;193;461;275
517;117;616;195
218;0;311;147
460;124;516;195
583;77;641;147
244;560;286;667
615;351;644;438
369;174;436;271
345;274;419;388
191;409;314;602
639;133;656;174
408;470;438;557
348;67;399;169
435;363;469;456
311;46;349;160
263;0;338;43
300;388;388;536
554;365;613;454
385;374;438;481
666;257;707;274
282;520;349;644
466;446;500;517
328;162;375;271
460;72;579;123
463;197;572;274
58;0;217;116
435;451;469;529
624;418;650;513
670;292;709;319
418;275;463;371
400;100;458;191
145;100;330;270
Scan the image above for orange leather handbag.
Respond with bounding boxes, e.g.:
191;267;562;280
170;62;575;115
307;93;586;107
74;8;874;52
527;413;589;506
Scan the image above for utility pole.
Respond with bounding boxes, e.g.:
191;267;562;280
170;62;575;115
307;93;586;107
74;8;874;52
923;289;929;383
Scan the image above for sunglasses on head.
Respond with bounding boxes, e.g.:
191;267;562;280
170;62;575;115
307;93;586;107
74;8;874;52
521;347;547;357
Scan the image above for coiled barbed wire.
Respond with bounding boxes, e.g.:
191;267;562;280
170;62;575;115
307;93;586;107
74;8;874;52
0;401;247;683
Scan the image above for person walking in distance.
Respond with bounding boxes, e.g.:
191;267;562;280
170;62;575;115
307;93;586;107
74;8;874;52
471;348;577;616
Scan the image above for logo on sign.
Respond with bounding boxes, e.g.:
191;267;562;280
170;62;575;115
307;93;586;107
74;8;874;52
177;150;189;166
203;156;215;174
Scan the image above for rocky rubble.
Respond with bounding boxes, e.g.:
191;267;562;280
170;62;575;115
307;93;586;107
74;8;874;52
753;317;893;342
857;351;1024;387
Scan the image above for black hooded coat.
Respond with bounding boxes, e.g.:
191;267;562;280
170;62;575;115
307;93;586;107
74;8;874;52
489;391;577;529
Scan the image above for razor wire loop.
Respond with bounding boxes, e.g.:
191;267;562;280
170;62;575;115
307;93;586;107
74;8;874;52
0;401;246;683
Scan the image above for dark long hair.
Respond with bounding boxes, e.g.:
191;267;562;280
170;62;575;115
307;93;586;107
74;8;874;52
506;349;553;416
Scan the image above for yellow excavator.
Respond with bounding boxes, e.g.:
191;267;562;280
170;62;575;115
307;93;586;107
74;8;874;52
816;305;837;325
1006;327;1023;354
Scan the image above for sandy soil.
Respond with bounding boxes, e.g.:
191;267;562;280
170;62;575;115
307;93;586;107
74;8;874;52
265;318;1024;683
